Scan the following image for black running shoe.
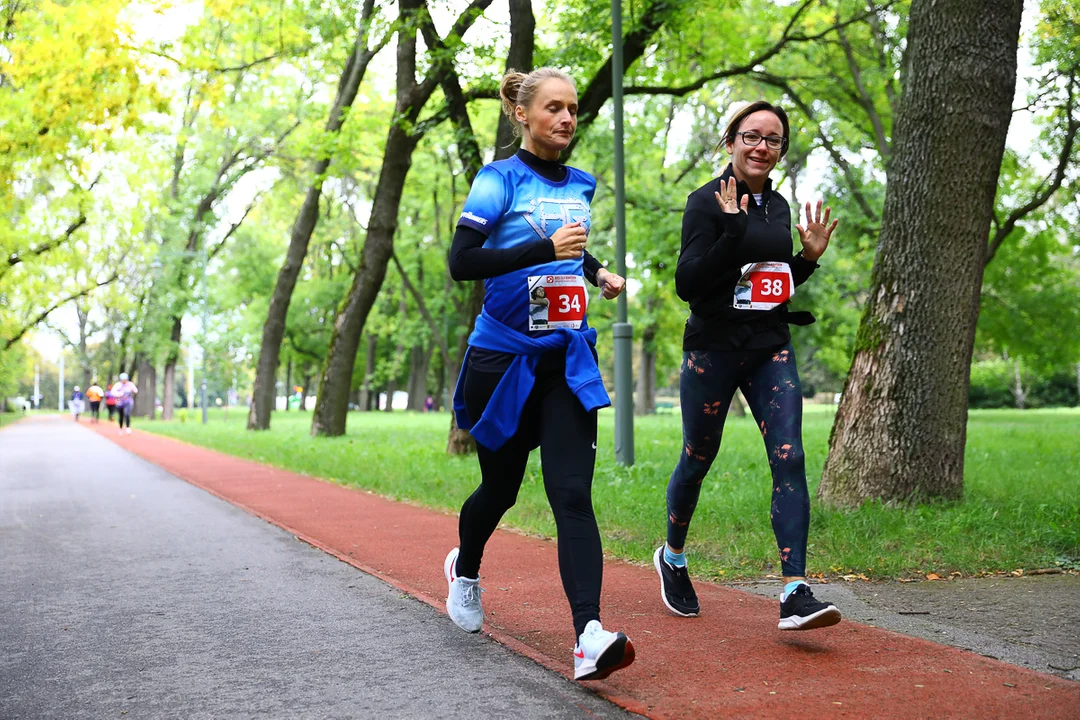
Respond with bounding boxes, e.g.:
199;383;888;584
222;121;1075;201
653;545;700;617
778;583;842;630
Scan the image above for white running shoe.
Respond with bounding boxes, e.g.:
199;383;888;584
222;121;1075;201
444;548;483;633
573;620;635;681
125;428;132;435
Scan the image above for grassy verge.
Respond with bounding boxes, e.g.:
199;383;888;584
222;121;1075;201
139;406;1080;580
0;411;37;430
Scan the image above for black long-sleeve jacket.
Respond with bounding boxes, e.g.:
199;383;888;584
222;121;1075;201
675;164;818;351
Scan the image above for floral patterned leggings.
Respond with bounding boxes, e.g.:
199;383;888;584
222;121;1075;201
666;342;810;577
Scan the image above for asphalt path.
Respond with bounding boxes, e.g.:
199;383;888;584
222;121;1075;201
0;419;633;719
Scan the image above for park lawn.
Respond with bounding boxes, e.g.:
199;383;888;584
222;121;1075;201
140;406;1080;581
0;412;26;430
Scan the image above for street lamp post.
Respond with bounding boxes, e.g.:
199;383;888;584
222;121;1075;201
612;0;635;466
201;239;209;425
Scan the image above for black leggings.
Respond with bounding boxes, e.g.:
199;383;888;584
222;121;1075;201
117;405;131;429
89;401;101;419
457;355;601;638
666;342;810;577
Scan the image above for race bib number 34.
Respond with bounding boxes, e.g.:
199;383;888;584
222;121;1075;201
528;275;587;331
733;261;794;311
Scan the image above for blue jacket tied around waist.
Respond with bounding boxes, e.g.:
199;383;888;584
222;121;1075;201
453;311;611;451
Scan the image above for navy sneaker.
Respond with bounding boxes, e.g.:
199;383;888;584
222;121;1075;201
653;545;700;617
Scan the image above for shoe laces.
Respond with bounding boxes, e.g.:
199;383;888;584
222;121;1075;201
582;620;608;642
459;580;484;606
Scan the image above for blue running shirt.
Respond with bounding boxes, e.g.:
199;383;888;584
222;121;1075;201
458;155;595;335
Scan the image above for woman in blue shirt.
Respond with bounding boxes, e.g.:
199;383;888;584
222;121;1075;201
444;67;633;682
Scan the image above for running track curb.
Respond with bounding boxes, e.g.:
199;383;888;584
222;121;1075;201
87;423;1080;719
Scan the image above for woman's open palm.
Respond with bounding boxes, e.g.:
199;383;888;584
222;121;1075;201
714;177;748;215
796;200;837;261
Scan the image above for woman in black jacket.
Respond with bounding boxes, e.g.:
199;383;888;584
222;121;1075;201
654;100;842;631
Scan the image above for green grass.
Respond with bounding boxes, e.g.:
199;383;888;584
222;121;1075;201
0;412;25;430
139;406;1080;580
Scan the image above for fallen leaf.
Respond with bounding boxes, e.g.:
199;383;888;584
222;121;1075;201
926;573;941;581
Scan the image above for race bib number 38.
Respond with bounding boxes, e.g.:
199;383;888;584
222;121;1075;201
733;261;794;311
528;275;587;331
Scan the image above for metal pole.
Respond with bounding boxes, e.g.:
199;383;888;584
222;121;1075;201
188;348;195;410
59;353;65;412
34;364;40;409
611;0;634;466
201;240;209;425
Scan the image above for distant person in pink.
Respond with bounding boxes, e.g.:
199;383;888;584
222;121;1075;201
111;373;138;435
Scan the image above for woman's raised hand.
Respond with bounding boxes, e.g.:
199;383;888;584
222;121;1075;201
551;221;588;260
714;176;748;215
795;199;838;262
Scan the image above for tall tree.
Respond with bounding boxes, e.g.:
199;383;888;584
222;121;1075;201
443;0;534;454
247;0;390;430
819;0;1023;506
0;0;153;369
310;0;493;437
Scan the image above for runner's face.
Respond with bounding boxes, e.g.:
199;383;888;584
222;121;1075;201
726;110;783;191
517;79;578;161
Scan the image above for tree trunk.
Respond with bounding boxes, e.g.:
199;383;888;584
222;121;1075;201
135;359;157;420
247;0;383;432
406;343;431;410
637;323;656;416
284;356;292;412
299;370;311;412
75;301;92;389
358;333;377;412
383;380;396;412
311;0;433;437
384;293;408;413
162;317;182;420
819;0;1022;506
1010;356;1026;410
728;390;746;417
447;281;485;454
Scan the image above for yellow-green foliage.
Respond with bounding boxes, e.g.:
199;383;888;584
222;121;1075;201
0;1;160;187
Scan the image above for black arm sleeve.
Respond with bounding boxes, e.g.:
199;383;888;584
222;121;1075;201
583;251;604;286
448;225;555;281
674;191;748;302
790;251;819;287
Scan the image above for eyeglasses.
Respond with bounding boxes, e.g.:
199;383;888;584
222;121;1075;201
736;131;786;151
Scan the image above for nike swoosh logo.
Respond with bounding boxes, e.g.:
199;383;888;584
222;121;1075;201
574;649;585;658
592;442;597;450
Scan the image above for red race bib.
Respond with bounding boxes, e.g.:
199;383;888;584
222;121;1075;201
733;262;794;310
528;275;587;330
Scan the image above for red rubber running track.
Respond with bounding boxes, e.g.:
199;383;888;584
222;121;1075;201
93;425;1079;719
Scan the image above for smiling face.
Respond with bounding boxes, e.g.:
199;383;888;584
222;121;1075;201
516;78;578;161
725;109;784;193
